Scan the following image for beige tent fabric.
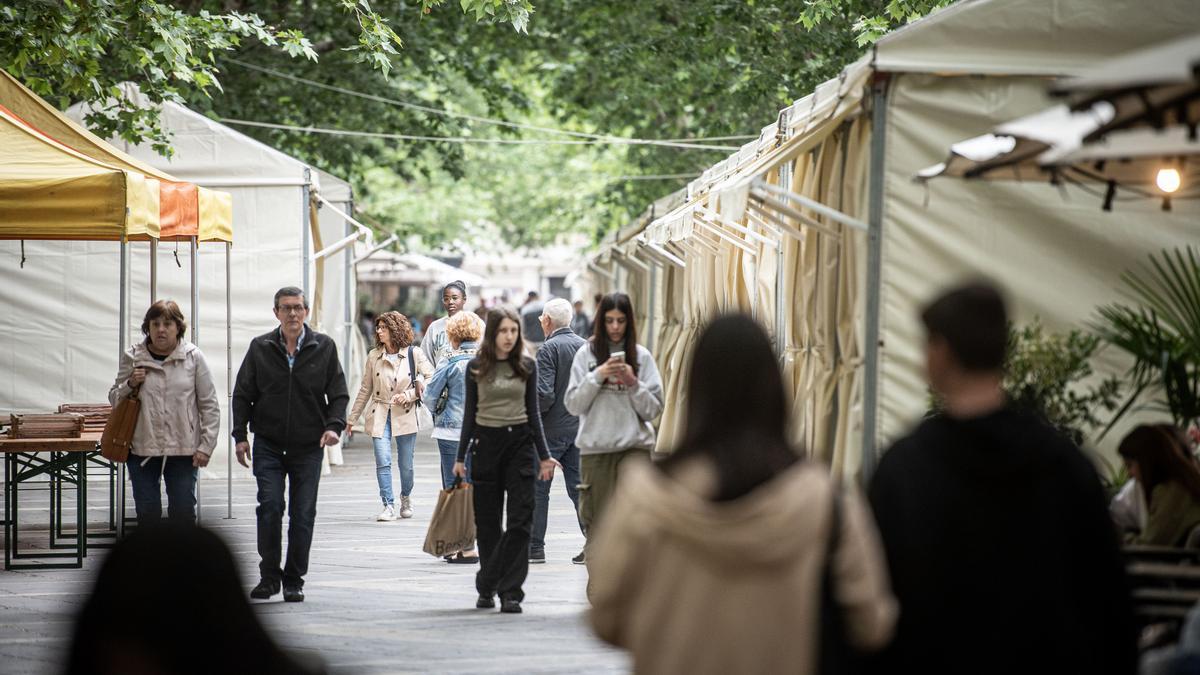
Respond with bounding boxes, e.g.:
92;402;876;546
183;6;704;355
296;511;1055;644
780;120;871;479
600;60;873;470
873;0;1200;77
877;71;1199;463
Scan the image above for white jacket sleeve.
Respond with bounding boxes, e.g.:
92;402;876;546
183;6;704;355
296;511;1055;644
108;348;136;406
564;346;602;416
193;349;222;456
628;348;664;421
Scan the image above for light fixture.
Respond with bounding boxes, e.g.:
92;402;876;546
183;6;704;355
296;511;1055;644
1156;167;1182;194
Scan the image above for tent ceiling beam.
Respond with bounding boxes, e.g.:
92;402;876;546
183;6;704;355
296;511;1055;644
752;179;869;232
587;261;617;280
683;234;720;256
746;198;832;240
352;233;398;264
316;194;374;242
611;248;651;273
697;206;780;249
640;240;687;268
311;230;364;262
693;215;758;256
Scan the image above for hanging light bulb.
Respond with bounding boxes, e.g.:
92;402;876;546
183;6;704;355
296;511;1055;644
1156;167;1182;193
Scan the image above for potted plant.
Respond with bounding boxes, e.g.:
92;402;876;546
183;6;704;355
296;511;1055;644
1092;246;1200;440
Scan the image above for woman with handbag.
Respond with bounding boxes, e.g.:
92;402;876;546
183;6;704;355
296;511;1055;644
452;306;559;613
587;315;897;673
424;312;483;563
108;300;221;523
348;311;433;521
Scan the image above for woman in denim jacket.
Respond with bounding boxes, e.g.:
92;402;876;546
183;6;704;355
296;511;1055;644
424;312;483;563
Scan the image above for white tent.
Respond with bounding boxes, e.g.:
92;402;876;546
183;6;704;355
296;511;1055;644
581;0;1199;480
0;93;367;517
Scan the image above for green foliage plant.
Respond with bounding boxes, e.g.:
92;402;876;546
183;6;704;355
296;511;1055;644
1093;246;1200;436
0;0;525;156
928;319;1124;449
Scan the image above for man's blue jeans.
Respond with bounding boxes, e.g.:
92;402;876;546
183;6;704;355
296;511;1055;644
252;437;324;588
126;454;198;523
531;431;583;551
438;437;472;489
372;412;416;505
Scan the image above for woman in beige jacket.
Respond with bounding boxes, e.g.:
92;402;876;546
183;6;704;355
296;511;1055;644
348;311;433;521
588;315;897;674
109;300;220;523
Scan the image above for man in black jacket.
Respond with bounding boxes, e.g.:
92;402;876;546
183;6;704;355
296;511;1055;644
233;287;349;603
530;298;587;564
867;282;1136;675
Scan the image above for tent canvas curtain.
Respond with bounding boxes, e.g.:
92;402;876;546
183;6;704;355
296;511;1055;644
874;71;1198;461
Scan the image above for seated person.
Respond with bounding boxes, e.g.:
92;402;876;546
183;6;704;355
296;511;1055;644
1119;424;1200;547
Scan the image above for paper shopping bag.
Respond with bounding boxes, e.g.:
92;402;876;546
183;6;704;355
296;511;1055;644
423;479;476;557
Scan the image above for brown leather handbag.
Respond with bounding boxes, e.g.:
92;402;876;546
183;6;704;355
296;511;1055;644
100;386;141;463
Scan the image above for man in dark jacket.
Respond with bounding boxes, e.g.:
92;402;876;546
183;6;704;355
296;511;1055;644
868;282;1136;675
233;287;349;603
531;298;587;564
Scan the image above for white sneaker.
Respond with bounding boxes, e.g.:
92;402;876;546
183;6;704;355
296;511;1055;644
399;496;413;519
376;505;396;521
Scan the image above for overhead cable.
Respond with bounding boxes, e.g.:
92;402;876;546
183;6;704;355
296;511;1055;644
224;59;748;150
220;118;736;150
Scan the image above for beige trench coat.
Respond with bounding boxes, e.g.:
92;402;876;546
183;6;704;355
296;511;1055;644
348;346;434;438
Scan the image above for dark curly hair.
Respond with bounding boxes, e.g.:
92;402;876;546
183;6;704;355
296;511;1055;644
374;311;414;352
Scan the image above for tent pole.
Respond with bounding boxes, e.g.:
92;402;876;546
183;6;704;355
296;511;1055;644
191;236;201;523
150;240;158;301
117;237;128;539
343;197;353;428
302;169;312;297
226;241;233;519
775;165;791;363
775;110;792;363
861;74;891;485
648;263;657;353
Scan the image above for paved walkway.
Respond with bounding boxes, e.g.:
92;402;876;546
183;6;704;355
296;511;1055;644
0;436;628;674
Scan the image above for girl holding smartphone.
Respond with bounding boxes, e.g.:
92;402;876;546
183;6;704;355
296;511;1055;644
564;292;664;593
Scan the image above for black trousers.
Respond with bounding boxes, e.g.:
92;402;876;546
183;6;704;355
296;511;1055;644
252;438;324;588
471;424;537;602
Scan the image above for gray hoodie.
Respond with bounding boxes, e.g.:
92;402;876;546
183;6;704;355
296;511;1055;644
564;342;664;455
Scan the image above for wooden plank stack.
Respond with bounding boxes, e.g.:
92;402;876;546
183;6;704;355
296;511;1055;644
8;413;85;439
57;404;112;433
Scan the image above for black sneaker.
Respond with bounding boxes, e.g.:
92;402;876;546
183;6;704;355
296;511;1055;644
282;586;305;603
500;599;523;614
529;548;546;564
572;550;586;565
476;594;496;609
250;579;280;599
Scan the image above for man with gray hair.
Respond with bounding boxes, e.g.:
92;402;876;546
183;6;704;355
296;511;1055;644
530;297;587;564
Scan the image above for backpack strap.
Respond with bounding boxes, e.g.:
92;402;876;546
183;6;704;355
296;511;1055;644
407;346;421;404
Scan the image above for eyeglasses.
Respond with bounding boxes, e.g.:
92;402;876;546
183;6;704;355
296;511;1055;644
276;304;307;315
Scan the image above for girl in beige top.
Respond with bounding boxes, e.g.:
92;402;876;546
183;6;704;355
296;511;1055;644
348;311;433;521
588;315;897;674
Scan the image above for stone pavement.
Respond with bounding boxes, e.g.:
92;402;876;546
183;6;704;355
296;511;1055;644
0;435;629;674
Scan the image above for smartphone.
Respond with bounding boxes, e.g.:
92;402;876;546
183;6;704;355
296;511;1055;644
610;350;626;362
